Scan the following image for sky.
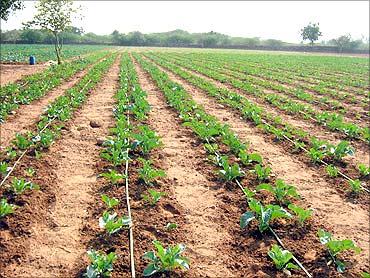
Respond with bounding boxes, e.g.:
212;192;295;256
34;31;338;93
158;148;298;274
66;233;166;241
1;1;369;43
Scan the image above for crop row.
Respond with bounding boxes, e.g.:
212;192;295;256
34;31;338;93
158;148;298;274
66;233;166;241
0;54;117;220
152;53;369;143
142;53;369;193
133;53;364;276
86;53;188;277
167;52;368;108
0;51;110;123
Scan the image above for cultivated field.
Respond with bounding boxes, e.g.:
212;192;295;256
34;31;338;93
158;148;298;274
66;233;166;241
0;46;369;278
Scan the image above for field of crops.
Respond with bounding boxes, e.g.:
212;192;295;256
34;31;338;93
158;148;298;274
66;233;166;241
0;44;109;62
0;47;369;278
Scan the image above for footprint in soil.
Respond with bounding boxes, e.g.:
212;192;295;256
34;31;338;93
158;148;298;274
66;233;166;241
163;203;181;215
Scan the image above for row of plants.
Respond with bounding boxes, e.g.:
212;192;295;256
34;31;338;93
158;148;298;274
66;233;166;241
0;51;109;123
142;53;369;192
167;52;368;113
171;52;369;99
154;53;369;142
86;53;189;277
188;52;369;89
0;53;117;220
134;53;364;276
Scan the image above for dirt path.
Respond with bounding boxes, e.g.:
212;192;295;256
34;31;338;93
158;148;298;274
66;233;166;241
0;61;101;151
147;55;369;168
0;63;49;86
4;56;120;277
133;58;246;277
148;59;370;271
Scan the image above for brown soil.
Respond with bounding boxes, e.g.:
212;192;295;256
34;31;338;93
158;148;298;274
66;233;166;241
0;61;101;151
0;63;49;86
145;56;370;273
0;56;121;277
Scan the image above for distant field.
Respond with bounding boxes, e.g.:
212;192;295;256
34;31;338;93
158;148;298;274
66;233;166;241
0;44;111;62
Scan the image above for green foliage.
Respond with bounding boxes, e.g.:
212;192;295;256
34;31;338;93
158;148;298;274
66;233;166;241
138;158;166;185
218;156;245;181
10;177;39;194
0;198;17;218
101;194;119;210
348;179;362;193
0;0;24;21
301;22;322;45
268;244;298;273
240;198;291;233
288;204;313;225
99;211;131;235
252;164;271;181
13;133;32;150
133;125;162;154
141;189;166;206
25;167;36;177
85;250;117;278
326;165;338;178
143;240;190;276
358;163;370;177
0;161;9;176
257;179;300;204
318;229;361;273
165;223;178;231
238;150;262;166
100;169;125;185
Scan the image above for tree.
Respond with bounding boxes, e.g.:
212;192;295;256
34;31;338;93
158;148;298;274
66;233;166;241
301;22;322;46
331;34;363;53
24;0;81;64
0;0;23;21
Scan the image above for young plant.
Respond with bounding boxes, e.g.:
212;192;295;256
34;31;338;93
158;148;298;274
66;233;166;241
268;244;298;275
85;250;117;278
288;204;313;225
318;229;361;273
326;165;339;178
218;156;245;181
252;164;271;181
0;161;9;176
238;150;262;166
100;169;126;185
142;240;190;276
358;163;370;177
141;189;165;206
10;177;39;194
240;198;291;233
257;179;300;204
133;125;162;154
25;167;36;177
165;222;178;231
99;211;131;235
13;133;32;150
138;158;166;185
348;179;362;194
328;141;355;161
101;194;119;210
0;198;17;218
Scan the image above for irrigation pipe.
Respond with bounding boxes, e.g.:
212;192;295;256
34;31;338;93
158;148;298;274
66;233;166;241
0;79;93;187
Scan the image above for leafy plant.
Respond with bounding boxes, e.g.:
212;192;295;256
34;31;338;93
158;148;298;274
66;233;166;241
326;165;338;178
358;163;370;177
0;198;17;218
318;229;361;273
288;204;313;225
141;189;166;206
165;222;178;231
218;156;245;181
133;125;162;154
252;164;271;181
138;158;166;185
257;179;300;204
85;250;117;278
0;161;9;176
238;150;262;166
25;167;36;177
10;177;39;194
99;211;131;235
142;240;190;276
101;194;119;210
13;133;32;150
328;141;354;161
268;244;298;274
240;198;291;233
100;169;125;185
348;179;362;193
308;148;325;163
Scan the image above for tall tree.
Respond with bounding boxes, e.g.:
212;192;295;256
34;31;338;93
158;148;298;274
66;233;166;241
301;22;322;46
0;0;23;21
24;0;81;64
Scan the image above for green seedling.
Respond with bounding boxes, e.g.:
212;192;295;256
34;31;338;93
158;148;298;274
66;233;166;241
268;244;298;275
10;177;39;194
257;179;300;204
138;158;166;185
101;194;119;209
288;204;313;225
0;198;17;218
141;189;165;206
85;250;117;278
99;211;131;235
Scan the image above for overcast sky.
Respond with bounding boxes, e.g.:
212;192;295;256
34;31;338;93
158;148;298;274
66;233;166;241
1;1;369;43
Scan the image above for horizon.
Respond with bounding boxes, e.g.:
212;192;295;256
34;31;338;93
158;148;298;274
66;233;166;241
1;1;369;43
